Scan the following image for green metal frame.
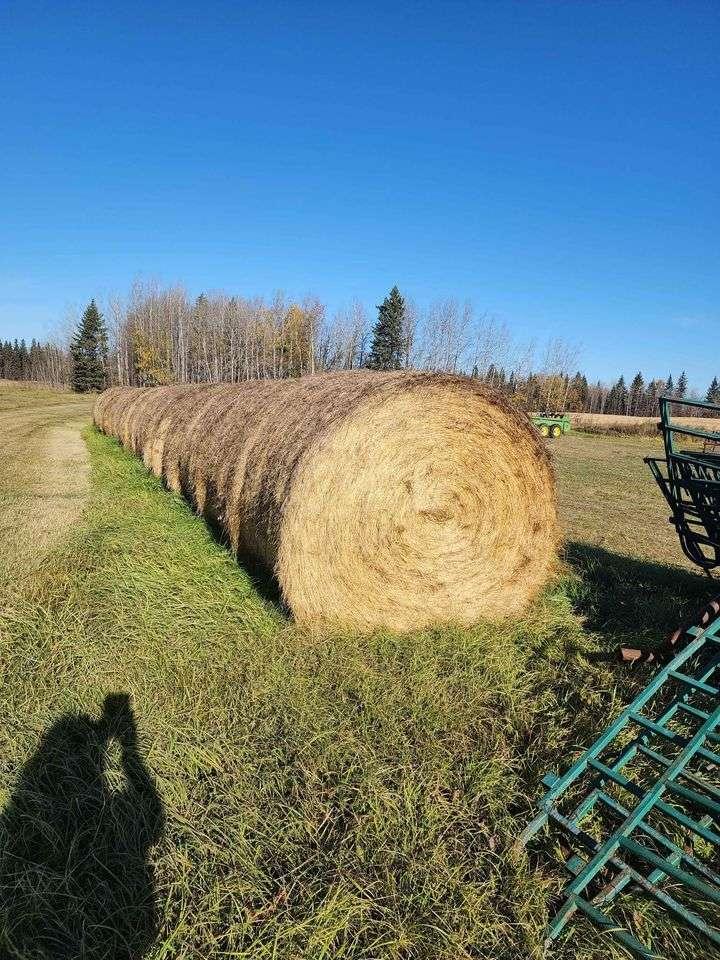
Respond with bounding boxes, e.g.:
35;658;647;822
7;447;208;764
521;612;720;958
646;396;720;571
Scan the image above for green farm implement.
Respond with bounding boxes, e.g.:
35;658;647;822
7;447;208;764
532;411;571;439
647;396;720;572
522;395;720;958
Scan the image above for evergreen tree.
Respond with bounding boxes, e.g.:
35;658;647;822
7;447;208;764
706;376;720;405
606;374;628;414
675;370;688;400
664;374;674;396
618;375;629;413
0;338;67;384
366;286;405;370
569;371;589;411
604;384;616;414
629;371;644;415
644;379;661;417
18;339;29;378
71;300;108;392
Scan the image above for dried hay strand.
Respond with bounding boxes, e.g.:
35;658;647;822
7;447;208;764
94;371;558;632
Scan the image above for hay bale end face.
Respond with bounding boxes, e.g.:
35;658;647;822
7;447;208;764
94;372;558;631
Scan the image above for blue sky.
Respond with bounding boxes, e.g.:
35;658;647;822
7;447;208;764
1;0;718;387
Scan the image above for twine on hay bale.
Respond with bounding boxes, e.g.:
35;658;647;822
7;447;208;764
94;371;558;632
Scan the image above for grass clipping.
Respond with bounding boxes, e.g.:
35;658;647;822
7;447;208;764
94;371;558;631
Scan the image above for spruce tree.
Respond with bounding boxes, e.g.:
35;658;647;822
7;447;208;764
706;376;720;405
604;383;617;414
617;374;629;413
71;300;108;392
570;371;589;411
366;286;405;371
18;339;29;379
664;374;674;396
629;371;644;415
644;379;660;417
675;370;688;400
606;375;628;415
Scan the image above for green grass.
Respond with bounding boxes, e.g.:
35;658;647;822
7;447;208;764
0;394;718;959
555;430;699;570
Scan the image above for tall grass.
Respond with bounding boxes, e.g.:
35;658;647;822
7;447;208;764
0;426;717;958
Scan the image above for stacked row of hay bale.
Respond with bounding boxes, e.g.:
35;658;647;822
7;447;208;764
94;371;558;631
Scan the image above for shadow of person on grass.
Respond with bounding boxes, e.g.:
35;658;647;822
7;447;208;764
564;541;718;659
0;694;163;960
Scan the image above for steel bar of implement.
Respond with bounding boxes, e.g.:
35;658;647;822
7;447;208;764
649;397;720;572
665;779;720;817
594;791;720;888
540;706;720;937
666;424;720;443
661;395;720;416
539;756;720;943
575;636;720;788
652;797;720;847
544;809;655;957
636;744;720;803
619;836;720;907
569;647;720;824
577;757;720;846
562;702;720;903
667;670;719;695
529;635;720;849
628;712;720;765
572;897;659;960
551;814;720;953
518;629;713;845
523;618;720;953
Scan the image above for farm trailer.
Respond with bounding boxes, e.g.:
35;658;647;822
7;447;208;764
532;412;571;439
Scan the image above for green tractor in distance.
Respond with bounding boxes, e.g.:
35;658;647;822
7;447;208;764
532;412;571;439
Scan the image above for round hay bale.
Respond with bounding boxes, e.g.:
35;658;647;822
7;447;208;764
94;371;558;632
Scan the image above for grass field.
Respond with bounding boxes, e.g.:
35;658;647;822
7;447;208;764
569;411;720;436
0;383;718;960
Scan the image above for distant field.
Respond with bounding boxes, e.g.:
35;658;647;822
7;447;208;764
0;382;717;960
570;411;720;435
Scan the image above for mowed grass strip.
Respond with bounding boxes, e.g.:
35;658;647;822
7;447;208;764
0;384;93;580
0;396;718;958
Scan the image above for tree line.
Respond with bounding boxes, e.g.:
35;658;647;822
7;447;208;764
0;337;70;385
4;281;718;417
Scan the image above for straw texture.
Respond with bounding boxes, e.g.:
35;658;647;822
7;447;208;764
94;371;558;631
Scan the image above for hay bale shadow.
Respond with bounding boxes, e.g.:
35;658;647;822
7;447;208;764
236;548;287;611
200;505;287;612
564;542;717;656
0;695;163;959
